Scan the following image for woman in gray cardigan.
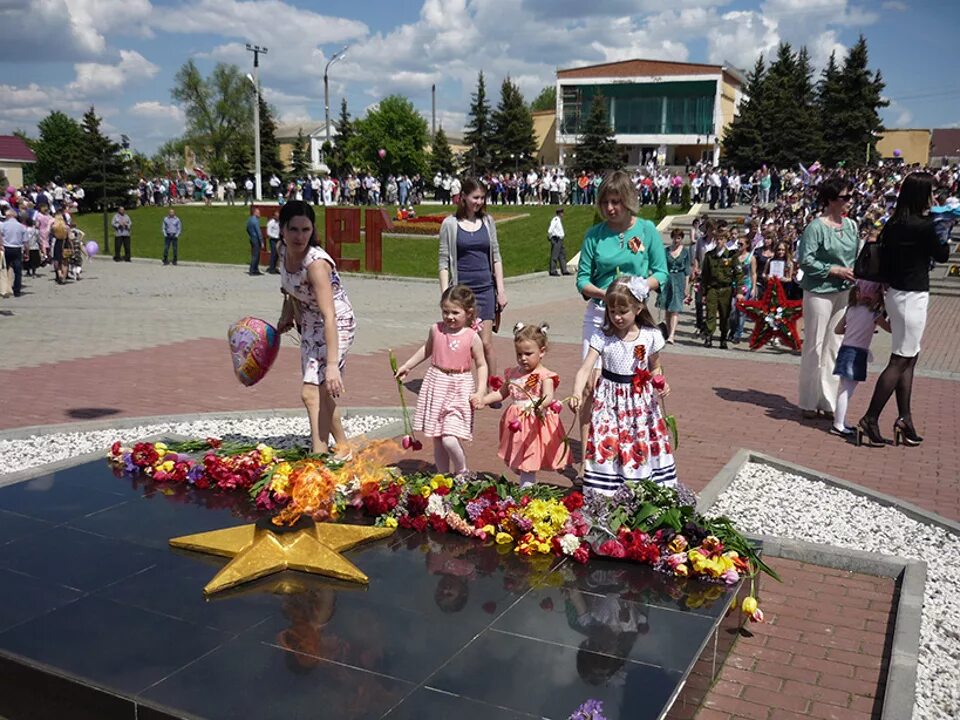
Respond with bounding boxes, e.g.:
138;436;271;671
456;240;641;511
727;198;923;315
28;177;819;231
438;177;507;377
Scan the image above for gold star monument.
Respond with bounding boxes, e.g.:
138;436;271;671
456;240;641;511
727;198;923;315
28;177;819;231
170;520;395;595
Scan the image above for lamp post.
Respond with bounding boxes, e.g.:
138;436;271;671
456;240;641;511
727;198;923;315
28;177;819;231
324;46;349;154
245;44;268;202
101;147;109;254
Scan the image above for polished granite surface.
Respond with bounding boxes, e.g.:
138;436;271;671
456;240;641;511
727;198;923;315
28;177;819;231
0;459;743;720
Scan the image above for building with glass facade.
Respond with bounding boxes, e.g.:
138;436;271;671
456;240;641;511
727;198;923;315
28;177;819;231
555;58;746;167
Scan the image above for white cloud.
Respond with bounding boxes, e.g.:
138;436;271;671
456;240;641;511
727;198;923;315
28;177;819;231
881;0;908;9
130;101;185;123
69;50;160;95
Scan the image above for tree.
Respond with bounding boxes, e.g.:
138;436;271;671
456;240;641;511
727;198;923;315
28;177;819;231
171;60;254;178
530;85;556;112
29;111;84;184
73;107;131;211
463;72;492;174
490;78;537;171
573;91;621;173
759;43;822;168
430;126;455;176
722;57;768;169
257;96;284;182
224;136;252;181
817;51;845;165
290;128;309;177
830;35;887;167
349;95;428;177
328;98;355;176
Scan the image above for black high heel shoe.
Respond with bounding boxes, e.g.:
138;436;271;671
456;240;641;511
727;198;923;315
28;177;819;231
855;417;887;447
893;418;922;447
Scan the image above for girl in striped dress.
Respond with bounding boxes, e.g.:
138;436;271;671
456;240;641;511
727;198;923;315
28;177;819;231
395;286;488;475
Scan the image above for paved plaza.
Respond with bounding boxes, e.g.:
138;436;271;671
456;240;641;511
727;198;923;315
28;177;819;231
3;254;959;720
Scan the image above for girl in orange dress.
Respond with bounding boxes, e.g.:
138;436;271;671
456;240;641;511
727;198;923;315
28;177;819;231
482;323;571;488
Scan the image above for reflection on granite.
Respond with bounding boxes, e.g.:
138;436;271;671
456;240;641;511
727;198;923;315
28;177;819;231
0;459;741;720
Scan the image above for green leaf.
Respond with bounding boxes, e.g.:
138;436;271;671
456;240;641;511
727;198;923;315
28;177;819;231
665;415;679;450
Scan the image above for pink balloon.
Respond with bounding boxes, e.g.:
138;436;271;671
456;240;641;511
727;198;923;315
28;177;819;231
378;148;386;159
228;317;280;386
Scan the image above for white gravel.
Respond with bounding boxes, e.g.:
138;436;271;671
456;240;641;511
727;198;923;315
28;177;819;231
0;414;395;478
710;462;959;720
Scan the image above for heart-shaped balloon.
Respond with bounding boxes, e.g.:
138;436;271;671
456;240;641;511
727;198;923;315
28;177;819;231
228;317;280;386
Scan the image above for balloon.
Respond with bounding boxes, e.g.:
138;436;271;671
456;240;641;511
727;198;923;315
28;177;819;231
378;148;386;159
228;317;280;386
893;149;902;157
85;241;99;257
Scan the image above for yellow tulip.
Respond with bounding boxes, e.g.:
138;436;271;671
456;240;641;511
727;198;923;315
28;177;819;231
495;532;514;545
419;486;432;498
675;564;689;577
481;524;495;536
742;596;758;616
385;517;398;528
159;460;174;472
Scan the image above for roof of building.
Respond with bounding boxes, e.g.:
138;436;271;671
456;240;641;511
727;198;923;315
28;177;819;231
931;128;960;157
0;135;37;163
276;122;335;140
557;58;744;86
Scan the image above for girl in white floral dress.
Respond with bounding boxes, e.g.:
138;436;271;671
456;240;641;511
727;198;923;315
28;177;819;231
570;277;677;494
277;201;356;458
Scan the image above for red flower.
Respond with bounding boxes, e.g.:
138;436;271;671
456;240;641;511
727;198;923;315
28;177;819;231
508;419;522;434
131;443;159;468
562;492;584;511
598;436;619;461
548;400;563;414
539;597;555;611
407;493;428;516
571;545;590;564
401;435;412;449
598;540;626;558
410;516;428;533
110;441;122;456
411;439;423;451
488;376;504;391
428;514;449;533
631;368;652;394
651;375;666;391
206;437;222;449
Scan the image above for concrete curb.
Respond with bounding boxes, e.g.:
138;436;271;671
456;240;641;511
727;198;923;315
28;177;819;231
696;449;941;720
0;407;406;488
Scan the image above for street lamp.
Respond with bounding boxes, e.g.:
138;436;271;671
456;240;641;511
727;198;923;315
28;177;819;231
101;147;109;254
324;46;349;152
245;44;268;201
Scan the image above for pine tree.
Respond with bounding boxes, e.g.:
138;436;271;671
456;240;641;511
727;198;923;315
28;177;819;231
761;43;823;168
290;128;309;177
430;126;455;176
226;135;252;181
831;36;887;167
573;91;621;173
74;107;131;210
258;96;284;181
490;78;537;171
329;97;354;176
463;71;492;174
818;51;845;165
722;57;767;170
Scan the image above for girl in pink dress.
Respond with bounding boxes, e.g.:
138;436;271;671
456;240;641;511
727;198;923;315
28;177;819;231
395;286;488;475
482;323;571;487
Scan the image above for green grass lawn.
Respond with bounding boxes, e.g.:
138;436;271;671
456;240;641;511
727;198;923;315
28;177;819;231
74;204;681;277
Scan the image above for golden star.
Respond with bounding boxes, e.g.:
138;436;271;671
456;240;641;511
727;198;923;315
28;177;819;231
169;520;395;595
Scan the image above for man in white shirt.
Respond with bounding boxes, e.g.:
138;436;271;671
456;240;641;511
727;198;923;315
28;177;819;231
450;176;462;205
266;210;281;274
244;178;254;205
547;207;571;276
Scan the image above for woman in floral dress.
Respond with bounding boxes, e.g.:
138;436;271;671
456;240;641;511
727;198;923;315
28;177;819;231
277;201;356;459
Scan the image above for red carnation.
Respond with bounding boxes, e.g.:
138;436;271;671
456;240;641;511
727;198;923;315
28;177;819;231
562;492;584;511
434;485;451;496
406;493;428;516
411;439;423;451
206;437;222;449
110;441;122;456
571;545;590;564
651;375;666;391
428;515;449;533
597;540;626;558
489;376;504;391
410;516;428;533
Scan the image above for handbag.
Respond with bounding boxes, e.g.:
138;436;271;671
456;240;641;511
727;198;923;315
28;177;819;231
854;226;885;282
0;250;11;298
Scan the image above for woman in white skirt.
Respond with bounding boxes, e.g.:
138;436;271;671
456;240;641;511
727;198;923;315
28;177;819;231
858;172;950;446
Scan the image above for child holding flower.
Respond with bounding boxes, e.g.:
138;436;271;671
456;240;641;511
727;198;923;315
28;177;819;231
570;277;676;494
481;322;571;488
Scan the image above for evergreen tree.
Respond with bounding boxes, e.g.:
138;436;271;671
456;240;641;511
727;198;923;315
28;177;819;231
530;85;556;112
30;111;85;184
792;47;824;163
74;107;131;210
258;96;284;182
761;43;822;168
329;97;354;176
490;78;537;171
818;51;845;165
463;71;492;174
573;91;621;173
225;135;252;181
722;57;767;170
832;36;887;167
290;128;309;177
430;126;455;176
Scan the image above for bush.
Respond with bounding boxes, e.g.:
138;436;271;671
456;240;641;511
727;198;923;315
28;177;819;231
681;184;692;212
655;191;668;222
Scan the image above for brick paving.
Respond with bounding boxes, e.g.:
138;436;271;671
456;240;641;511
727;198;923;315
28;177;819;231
2;258;954;720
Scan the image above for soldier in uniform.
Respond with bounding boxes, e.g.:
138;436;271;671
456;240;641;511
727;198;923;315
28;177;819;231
700;228;745;349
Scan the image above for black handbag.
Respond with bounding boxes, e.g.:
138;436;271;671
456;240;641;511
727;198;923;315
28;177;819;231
854;227;885;282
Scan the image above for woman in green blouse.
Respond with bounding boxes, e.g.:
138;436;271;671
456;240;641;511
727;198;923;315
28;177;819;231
797;178;859;419
575;171;668;477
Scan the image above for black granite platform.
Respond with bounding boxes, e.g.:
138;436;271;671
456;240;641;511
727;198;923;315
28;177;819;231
0;459;745;720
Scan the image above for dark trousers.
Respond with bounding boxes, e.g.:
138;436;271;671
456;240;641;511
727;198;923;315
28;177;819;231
163;235;178;264
114;235;130;261
705;286;732;337
709;187;718;210
249;237;261;274
694;285;705;330
549;236;568;274
268;238;279;272
4;246;23;296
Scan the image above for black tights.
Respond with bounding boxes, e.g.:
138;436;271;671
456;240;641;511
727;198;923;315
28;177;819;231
863;353;918;423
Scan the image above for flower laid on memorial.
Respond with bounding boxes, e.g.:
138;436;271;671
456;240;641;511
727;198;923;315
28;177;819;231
736;276;803;351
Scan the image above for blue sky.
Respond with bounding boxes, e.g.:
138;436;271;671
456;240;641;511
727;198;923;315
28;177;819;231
0;0;956;156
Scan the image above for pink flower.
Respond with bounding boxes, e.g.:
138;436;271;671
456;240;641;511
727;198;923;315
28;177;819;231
489;376;504;391
508;419;522;434
721;569;740;585
651;375;666;391
666;552;687;570
750;608;764;623
401;435;413;449
548;400;563;414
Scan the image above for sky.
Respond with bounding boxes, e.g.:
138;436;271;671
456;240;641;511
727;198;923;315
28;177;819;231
0;0;957;156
